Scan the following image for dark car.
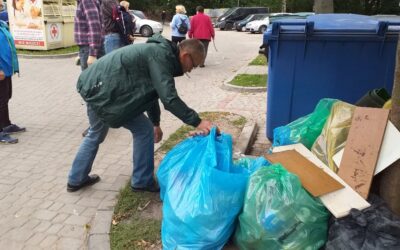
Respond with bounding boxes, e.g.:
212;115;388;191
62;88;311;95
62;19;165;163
234;13;268;31
216;7;269;30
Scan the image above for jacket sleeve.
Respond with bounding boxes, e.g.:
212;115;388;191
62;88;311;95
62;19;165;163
146;100;161;126
188;16;194;38
147;56;201;127
186;16;191;31
170;15;176;29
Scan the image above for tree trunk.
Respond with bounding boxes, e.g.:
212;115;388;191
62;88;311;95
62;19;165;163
379;39;400;215
313;0;334;13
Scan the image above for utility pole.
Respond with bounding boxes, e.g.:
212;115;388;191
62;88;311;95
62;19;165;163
282;0;286;12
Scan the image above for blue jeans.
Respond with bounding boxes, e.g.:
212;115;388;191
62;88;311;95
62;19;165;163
68;105;156;188
104;33;124;54
78;45;105;71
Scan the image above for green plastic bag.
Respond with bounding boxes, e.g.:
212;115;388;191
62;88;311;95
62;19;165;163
273;98;337;149
235;164;329;250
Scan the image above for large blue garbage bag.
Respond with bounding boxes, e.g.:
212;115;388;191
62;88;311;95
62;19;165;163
157;127;249;250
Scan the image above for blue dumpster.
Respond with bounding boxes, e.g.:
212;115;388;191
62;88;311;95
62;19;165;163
263;14;400;139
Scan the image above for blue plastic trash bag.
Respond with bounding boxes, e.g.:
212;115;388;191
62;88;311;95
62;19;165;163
232;157;270;174
273;98;337;149
157;127;248;250
235;164;329;250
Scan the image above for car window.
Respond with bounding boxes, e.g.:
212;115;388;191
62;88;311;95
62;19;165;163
245;15;255;22
255;14;268;20
132;10;146;19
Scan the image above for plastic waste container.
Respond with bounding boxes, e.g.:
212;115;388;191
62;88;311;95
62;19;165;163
263;14;400;139
61;0;76;47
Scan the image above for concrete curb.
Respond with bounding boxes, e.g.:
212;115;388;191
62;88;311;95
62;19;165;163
233;120;258;158
87;118;258;250
222;81;267;93
18;52;78;59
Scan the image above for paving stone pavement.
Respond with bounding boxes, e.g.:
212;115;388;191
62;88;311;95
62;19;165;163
0;27;268;249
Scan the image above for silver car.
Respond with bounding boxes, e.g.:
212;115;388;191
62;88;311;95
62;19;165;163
129;10;163;37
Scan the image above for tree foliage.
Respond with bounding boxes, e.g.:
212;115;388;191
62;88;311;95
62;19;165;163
130;0;399;19
334;0;400;15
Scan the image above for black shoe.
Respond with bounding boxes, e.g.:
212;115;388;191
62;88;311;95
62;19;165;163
67;174;100;192
82;128;89;137
199;64;205;68
131;183;160;193
0;132;18;144
2;124;26;134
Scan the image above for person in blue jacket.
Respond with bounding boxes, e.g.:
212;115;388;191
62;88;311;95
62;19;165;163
0;0;8;23
0;20;26;144
170;4;190;45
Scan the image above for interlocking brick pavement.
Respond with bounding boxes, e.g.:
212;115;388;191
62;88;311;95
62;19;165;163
0;27;268;249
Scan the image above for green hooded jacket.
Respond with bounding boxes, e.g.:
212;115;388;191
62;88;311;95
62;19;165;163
77;34;201;128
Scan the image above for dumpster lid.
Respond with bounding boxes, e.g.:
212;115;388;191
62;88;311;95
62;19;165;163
265;14;400;38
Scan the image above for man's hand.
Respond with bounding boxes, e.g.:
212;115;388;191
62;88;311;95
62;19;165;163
154;126;163;143
189;120;218;136
87;56;97;66
129;35;135;42
0;70;5;81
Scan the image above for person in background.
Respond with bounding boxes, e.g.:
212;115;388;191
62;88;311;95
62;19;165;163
75;0;104;71
74;0;104;137
119;0;135;45
170;4;190;45
66;35;216;192
0;20;26;144
161;10;166;25
188;5;215;68
0;0;8;23
101;0;124;54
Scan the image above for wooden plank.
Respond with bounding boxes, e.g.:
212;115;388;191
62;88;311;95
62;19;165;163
265;150;344;197
272;143;370;218
337;108;389;199
333;121;400;176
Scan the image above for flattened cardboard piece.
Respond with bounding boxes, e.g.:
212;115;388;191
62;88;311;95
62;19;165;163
338;108;389;199
333;121;400;176
272;144;370;218
266;150;344;197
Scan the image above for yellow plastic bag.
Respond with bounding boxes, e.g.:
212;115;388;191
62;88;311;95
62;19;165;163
311;101;355;173
383;99;392;109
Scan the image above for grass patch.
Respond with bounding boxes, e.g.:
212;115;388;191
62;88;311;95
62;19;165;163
249;54;267;66
110;111;247;249
232;116;247;127
17;45;79;55
110;183;161;250
230;74;267;87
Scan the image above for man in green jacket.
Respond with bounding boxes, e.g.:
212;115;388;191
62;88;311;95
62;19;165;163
67;34;215;192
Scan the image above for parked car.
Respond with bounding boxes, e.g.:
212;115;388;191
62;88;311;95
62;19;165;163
215;7;269;30
246;13;310;34
234;13;268;31
129;10;163;37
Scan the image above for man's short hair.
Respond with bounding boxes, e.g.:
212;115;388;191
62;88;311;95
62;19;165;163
196;6;204;13
179;39;206;60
